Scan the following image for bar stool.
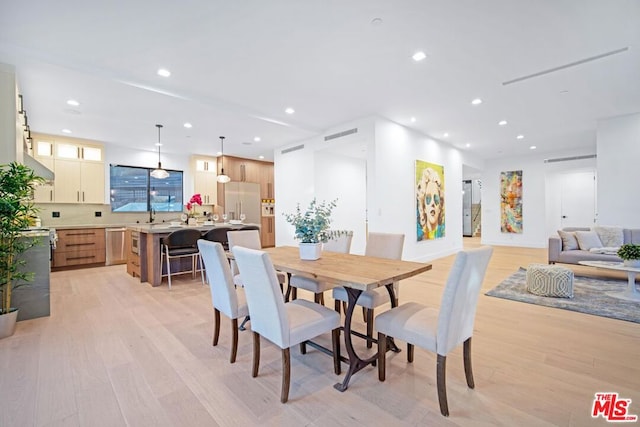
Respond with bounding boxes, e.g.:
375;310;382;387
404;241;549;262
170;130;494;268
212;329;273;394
203;226;233;250
161;228;204;289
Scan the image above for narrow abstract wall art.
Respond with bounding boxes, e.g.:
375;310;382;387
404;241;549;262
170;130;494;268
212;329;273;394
500;170;523;233
416;160;445;241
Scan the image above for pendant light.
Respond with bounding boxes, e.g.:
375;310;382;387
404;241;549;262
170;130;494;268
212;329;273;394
216;136;231;183
150;124;169;179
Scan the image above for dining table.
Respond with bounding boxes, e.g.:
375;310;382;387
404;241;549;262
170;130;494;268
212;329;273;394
263;246;432;391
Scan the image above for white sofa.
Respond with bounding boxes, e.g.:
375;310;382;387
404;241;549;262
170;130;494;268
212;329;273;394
548;227;640;265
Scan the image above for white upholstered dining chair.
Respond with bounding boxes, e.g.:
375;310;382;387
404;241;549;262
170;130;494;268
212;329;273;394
232;246;342;403
375;246;493;416
227;229;287;287
289;230;353;305
197;239;249;363
332;231;405;347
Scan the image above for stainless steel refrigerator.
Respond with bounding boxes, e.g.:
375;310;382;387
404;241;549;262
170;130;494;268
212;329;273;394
224;182;261;224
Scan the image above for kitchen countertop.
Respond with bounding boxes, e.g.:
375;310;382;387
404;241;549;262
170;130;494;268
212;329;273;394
128;223;260;234
19;229;51;237
49;224;146;229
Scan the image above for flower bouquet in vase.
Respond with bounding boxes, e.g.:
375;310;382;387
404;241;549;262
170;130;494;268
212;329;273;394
185;194;202;225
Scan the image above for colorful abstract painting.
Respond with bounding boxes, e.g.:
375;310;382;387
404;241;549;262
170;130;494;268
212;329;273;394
416;160;445;241
500;170;523;233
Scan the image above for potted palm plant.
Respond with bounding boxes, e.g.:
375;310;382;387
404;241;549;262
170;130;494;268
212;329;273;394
618;244;640;268
284;198;337;260
0;162;44;339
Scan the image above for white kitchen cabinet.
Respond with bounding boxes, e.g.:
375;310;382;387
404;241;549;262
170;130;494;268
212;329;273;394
53;159;105;203
31;133;105;204
81;161;105;203
56;142;102;161
32;155;55;203
192;156;218;205
35;140;54;158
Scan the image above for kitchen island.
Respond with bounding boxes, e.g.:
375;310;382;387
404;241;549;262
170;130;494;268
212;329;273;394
126;223;259;287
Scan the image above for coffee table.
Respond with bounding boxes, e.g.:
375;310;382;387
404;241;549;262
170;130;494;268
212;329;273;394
578;260;640;302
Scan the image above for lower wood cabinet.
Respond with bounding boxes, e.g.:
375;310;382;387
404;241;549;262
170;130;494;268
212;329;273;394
52;228;106;268
261;217;275;248
125;229;141;277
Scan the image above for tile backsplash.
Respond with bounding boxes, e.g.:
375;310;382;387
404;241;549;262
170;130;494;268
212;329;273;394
36;203;218;227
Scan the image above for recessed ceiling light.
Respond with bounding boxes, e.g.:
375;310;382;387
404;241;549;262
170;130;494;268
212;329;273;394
498;120;507;126
465;143;471;148
285;107;295;114
242;142;252;145
559;90;569;94
183;122;192;128
471;98;483;105
66;99;80;106
412;51;427;62
516;134;524;140
443;132;449;138
258;155;265;159
530;145;537;150
254;136;261;142
216;151;222;156
410;117;416;123
155;142;162;147
61;129;72;134
157;68;171;77
371;17;383;26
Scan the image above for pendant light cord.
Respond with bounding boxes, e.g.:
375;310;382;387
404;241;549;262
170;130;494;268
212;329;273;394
157;124;163;163
219;136;225;173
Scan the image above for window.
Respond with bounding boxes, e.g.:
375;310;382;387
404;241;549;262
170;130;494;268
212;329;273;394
110;164;183;212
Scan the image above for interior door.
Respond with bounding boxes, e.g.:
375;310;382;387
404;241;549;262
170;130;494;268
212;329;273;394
560;171;596;228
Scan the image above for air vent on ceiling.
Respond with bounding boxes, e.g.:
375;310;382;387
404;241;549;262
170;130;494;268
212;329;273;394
281;144;305;154
324;127;358;141
503;47;629;86
544;154;596;163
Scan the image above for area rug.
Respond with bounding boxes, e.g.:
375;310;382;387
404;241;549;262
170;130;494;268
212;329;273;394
485;268;640;324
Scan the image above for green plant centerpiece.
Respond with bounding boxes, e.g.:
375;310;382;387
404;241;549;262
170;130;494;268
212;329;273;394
0;162;44;337
617;244;640;267
284;198;337;260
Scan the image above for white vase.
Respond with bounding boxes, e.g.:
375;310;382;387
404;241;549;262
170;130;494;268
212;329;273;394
299;243;322;260
623;259;640;268
0;309;18;339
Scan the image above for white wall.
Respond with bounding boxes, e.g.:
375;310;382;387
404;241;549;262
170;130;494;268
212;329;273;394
372;119;470;261
0;63;18;165
274;116;485;262
314;151;367;254
483;149;597;248
274;117;375;250
596;113;640;228
274;136;321;247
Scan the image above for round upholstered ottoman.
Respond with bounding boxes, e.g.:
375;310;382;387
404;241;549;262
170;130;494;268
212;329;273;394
526;264;574;298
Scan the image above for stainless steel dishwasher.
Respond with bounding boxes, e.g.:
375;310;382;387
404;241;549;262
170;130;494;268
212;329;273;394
105;227;127;265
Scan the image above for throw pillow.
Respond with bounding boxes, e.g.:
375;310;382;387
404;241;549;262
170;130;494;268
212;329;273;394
575;231;603;251
557;230;579;251
593;226;624;248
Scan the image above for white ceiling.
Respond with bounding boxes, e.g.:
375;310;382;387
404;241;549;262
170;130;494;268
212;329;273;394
1;1;639;162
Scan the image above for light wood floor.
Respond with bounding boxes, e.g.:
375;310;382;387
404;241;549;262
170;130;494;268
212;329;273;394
1;239;639;426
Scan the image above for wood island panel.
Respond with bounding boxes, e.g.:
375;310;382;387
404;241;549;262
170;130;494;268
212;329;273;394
128;224;259;287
